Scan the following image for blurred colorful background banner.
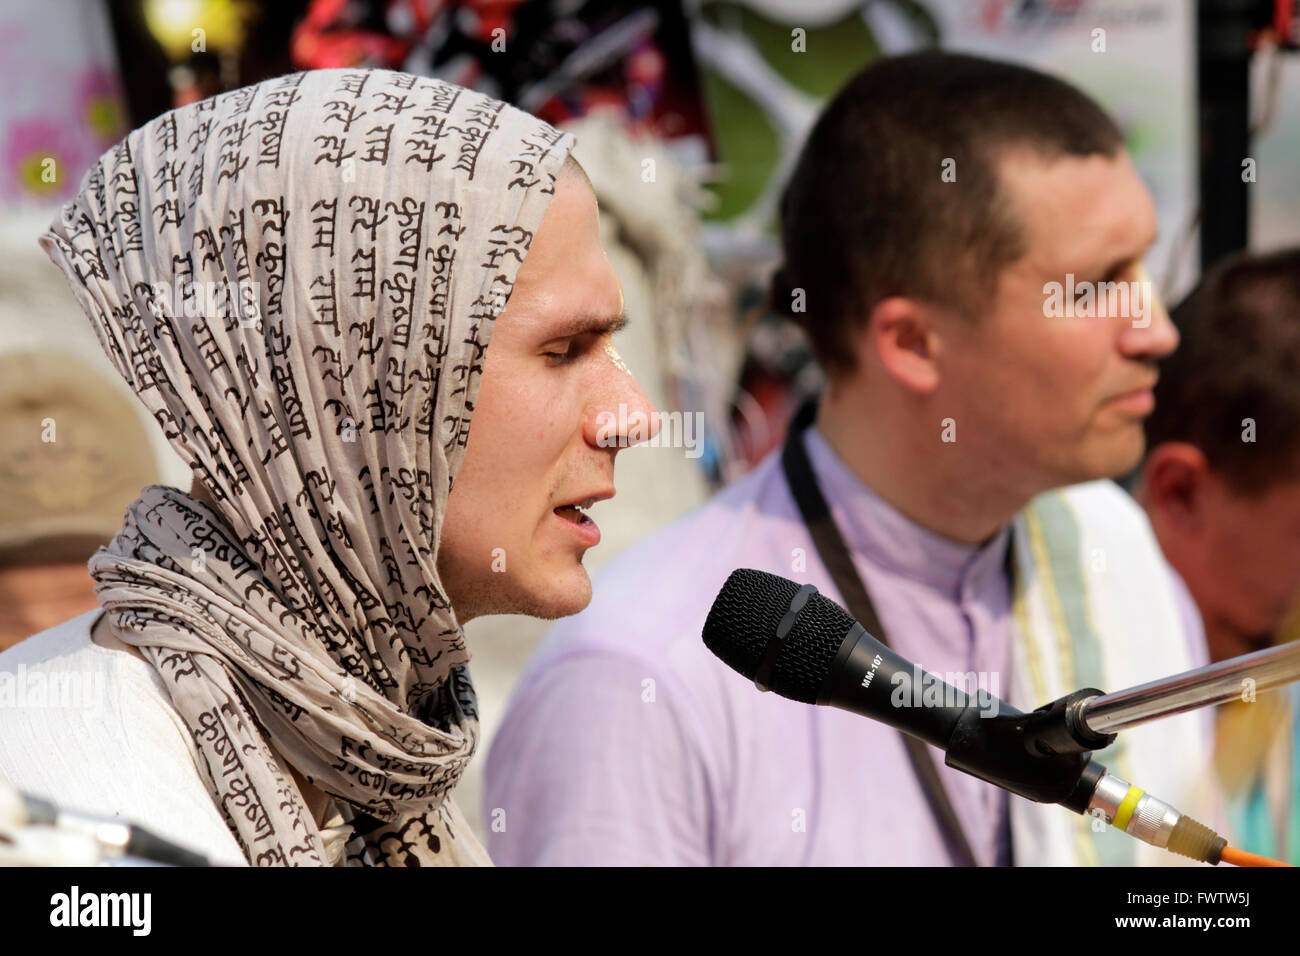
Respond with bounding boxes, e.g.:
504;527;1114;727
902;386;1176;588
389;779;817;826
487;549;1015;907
0;0;127;207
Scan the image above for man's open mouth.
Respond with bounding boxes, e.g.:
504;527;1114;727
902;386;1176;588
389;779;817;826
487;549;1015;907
553;503;594;525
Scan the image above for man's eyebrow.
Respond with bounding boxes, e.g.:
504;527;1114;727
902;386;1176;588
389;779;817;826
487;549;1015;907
1094;254;1134;281
541;309;630;340
1094;231;1159;280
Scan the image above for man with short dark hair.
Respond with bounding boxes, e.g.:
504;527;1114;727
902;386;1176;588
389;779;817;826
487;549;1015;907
1137;247;1300;863
486;51;1212;866
1139;247;1300;664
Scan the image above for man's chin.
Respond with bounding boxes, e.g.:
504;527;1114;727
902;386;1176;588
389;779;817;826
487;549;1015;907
1109;440;1146;481
518;565;594;620
1066;426;1147;484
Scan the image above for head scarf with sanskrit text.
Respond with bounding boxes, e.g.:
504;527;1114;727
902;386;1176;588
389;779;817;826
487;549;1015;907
40;68;575;866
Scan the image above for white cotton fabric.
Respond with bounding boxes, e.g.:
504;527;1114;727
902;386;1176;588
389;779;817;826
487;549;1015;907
0;610;248;866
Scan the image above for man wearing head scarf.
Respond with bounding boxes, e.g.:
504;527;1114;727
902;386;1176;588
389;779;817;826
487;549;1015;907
0;68;656;866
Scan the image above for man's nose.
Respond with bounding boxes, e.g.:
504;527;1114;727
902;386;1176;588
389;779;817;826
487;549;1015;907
1118;267;1179;361
585;354;660;451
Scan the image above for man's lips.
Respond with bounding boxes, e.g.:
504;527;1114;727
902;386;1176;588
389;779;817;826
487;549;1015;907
552;489;615;539
552;489;615;513
1105;382;1157;415
1106;378;1158;403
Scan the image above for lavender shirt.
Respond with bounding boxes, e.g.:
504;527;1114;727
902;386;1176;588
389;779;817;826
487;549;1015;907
483;426;1205;865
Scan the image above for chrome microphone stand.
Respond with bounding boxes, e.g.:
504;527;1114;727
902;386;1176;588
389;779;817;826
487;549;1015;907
1081;640;1300;733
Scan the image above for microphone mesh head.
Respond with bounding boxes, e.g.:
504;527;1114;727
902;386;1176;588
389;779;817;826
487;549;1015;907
702;568;857;704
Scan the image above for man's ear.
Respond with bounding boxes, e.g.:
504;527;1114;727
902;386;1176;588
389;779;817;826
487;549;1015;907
860;296;941;394
1141;442;1209;536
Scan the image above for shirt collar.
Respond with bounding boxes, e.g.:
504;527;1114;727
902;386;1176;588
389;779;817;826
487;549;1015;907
801;423;1012;601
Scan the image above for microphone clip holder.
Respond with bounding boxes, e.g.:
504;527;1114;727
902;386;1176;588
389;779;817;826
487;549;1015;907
943;688;1117;811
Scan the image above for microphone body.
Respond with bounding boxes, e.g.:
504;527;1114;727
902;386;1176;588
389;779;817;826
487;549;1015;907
818;619;1099;807
703;569;1228;863
704;569;1098;806
820;619;982;747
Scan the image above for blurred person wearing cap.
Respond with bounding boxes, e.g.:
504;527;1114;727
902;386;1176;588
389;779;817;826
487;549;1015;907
485;50;1215;866
0;352;163;647
1136;247;1300;864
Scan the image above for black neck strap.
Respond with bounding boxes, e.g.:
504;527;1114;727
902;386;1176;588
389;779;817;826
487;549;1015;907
780;398;980;867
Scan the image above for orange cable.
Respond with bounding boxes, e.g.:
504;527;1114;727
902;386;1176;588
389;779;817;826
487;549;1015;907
1221;845;1294;867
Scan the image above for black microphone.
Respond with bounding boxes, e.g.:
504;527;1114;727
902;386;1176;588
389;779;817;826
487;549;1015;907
701;568;1231;864
702;568;1105;807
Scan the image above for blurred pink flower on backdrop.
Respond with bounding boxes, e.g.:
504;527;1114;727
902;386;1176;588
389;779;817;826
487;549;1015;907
75;65;127;146
1;116;89;203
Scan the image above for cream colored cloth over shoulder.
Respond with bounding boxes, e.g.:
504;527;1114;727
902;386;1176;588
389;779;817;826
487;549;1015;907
0;611;492;866
1008;480;1218;867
